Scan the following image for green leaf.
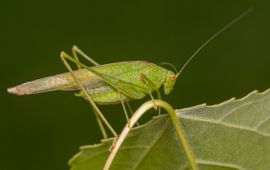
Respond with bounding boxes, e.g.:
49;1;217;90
69;89;270;170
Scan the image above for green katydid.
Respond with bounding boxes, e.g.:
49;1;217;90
7;8;252;141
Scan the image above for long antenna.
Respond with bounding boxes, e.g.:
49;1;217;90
176;8;253;77
159;62;178;73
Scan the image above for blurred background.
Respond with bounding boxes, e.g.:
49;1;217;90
1;0;269;169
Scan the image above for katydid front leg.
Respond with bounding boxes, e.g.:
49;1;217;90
60;51;117;138
140;73;161;113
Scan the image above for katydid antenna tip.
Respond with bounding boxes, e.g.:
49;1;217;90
176;8;253;77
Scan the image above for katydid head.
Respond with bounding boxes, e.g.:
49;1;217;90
163;71;177;95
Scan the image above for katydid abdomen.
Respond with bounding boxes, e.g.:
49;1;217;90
8;61;174;105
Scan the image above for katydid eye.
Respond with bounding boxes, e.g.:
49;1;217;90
170;74;176;80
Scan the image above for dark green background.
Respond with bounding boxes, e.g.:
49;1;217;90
1;0;269;170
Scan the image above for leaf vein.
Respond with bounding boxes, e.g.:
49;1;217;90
197;159;244;170
255;114;270;130
218;101;252;121
180;115;270;137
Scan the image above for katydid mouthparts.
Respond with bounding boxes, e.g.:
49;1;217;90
7;8;252;105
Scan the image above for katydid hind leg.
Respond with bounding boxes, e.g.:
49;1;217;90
60;51;108;138
60;51;118;138
72;45;100;66
71;46;82;69
70;47;89;97
62;50;107;135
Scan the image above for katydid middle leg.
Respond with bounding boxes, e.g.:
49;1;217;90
116;90;132;127
120;97;130;127
60;51;117;138
126;102;140;126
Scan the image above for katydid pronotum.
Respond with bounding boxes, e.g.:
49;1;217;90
7;8;252;169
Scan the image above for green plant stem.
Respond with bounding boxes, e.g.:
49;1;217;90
103;99;198;170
